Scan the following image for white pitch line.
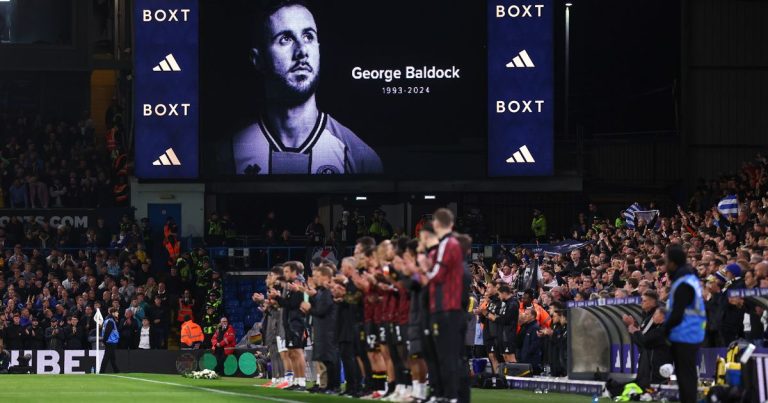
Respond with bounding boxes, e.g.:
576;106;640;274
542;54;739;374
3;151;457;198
102;374;301;403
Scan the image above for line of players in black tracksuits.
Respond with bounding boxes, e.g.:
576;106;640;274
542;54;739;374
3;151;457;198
252;209;472;403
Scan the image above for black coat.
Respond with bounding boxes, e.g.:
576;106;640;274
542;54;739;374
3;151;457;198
309;287;338;362
45;326;65;350
2;323;24;350
546;323;568;377
23;326;46;350
517;321;542;370
631;317;672;388
119;318;140;349
744;299;766;341
720;302;745;346
336;281;363;343
63;325;86;350
148;304;169;329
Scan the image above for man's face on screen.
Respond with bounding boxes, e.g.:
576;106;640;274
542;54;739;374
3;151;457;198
260;5;320;104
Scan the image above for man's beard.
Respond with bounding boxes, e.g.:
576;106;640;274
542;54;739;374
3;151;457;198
264;70;320;107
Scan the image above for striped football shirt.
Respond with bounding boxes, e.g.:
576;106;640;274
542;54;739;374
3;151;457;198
232;112;382;175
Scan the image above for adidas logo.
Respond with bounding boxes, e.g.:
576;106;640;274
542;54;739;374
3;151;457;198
152;148;182;166
506;145;536;164
505;50;535;68
152;54;181;72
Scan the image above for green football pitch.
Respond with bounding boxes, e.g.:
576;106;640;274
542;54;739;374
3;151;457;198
0;373;608;402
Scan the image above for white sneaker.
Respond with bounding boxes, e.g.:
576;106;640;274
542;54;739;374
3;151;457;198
387;385;409;402
395;386;413;402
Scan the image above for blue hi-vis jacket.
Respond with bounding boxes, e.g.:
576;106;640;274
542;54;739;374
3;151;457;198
103;317;120;345
666;273;706;344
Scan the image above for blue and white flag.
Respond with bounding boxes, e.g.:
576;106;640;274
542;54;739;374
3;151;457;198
624;203;642;229
634;210;660;228
717;195;739;217
541;240;594;256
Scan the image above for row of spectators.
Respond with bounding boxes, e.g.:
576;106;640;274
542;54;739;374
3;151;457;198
0;110;130;209
0;214;225;356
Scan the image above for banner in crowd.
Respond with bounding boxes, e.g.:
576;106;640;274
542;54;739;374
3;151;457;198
623;203;659;230
538;239;594;256
717;195;739;217
728;288;768;298
567;296;640;309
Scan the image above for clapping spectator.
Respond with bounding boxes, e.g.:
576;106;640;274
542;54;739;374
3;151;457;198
119;309;140;349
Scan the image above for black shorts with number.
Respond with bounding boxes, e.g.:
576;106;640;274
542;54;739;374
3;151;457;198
377;323;389;345
391;324;406;345
364;322;379;351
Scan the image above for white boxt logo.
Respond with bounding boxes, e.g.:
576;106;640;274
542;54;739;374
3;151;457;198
506;145;536;164
153;54;181;72
141;9;191;22
152;148;182;166
506;50;535;68
142;103;191;116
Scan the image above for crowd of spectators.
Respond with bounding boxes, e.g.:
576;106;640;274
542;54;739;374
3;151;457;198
0;213;225;361
0;111;130;209
484;152;768;385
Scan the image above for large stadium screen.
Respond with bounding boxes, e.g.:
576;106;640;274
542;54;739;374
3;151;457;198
133;0;554;179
